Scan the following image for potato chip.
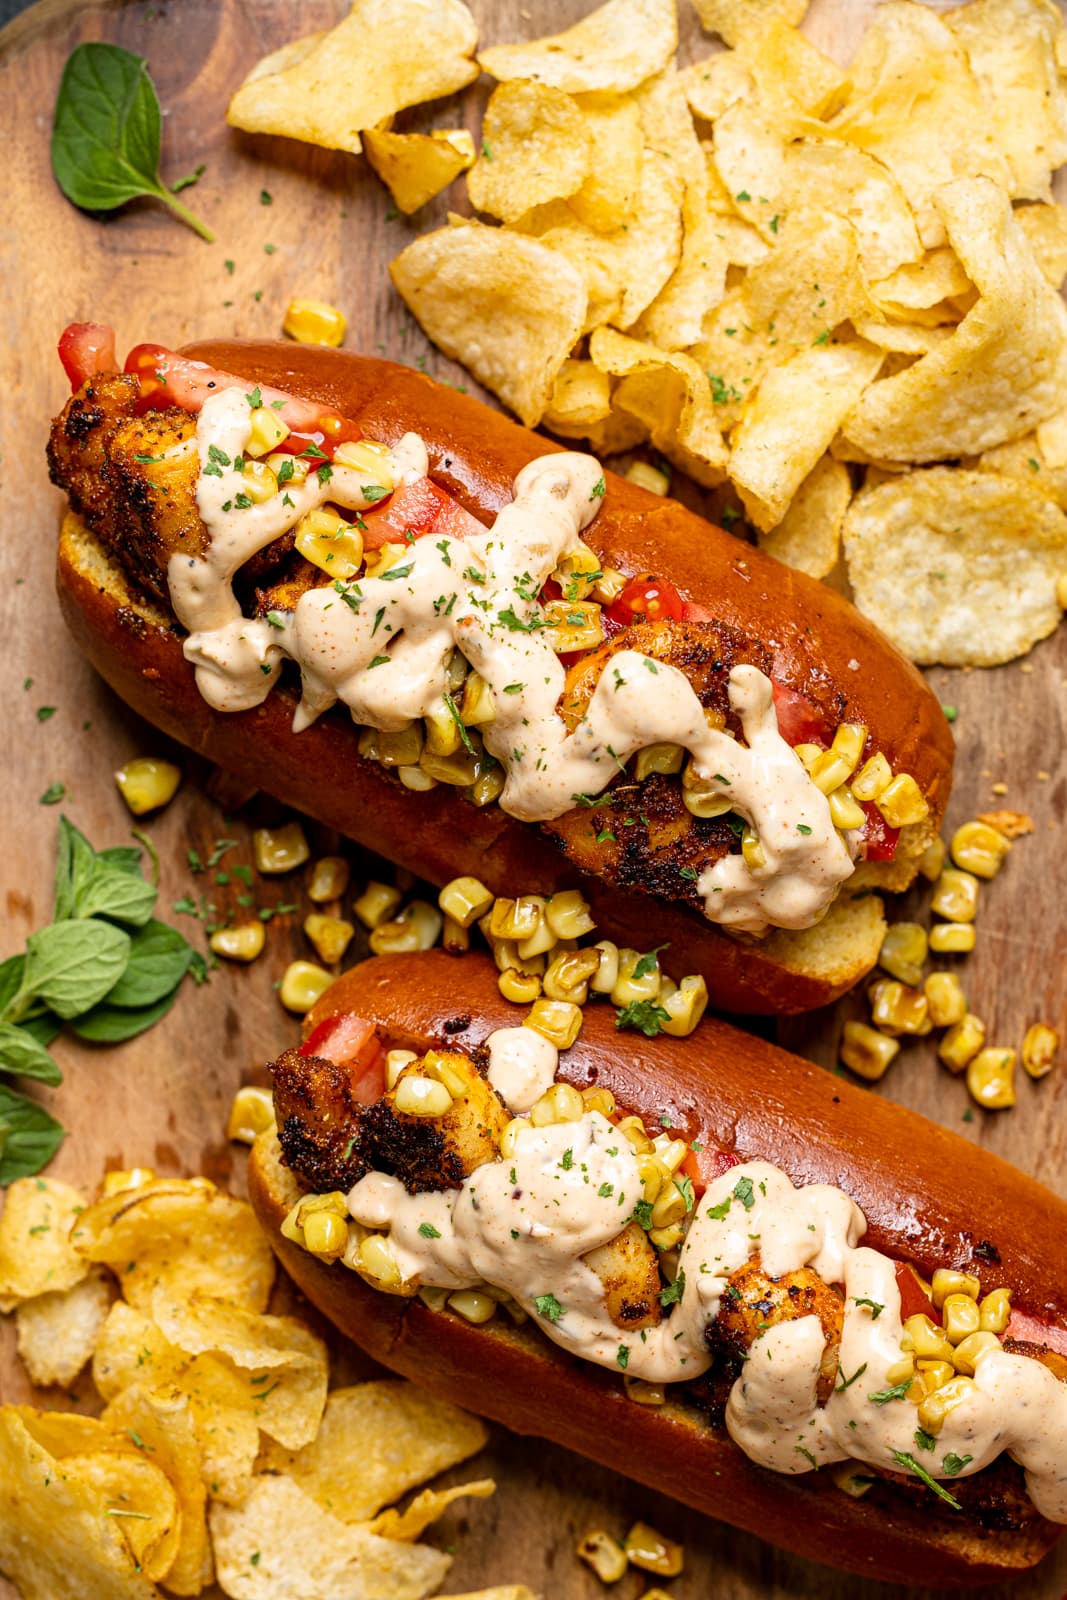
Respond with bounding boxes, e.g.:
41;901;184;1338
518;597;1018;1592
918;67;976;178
390;220;587;426
0;1407;165;1600
544;359;612;428
827;1;1011;248
258;1383;489;1524
633;68;705;187
710;104;787;241
209;1475;451;1600
758;454;851;577
227;0;479;155
70;1178;275;1315
843;178;1067;461
75;1451;181;1583
737;18;849;120
783;140;923;281
1015;201;1067;289
0;1175;88;1311
477;0;676;95
945;0;1067;201
851;318;955;356
365;1478;495;1541
15;1264;111;1388
973;434;1067;511
729;339;883;530
102;1384;214;1596
548;406;650;455
1037;405;1067;468
843;468;1067;665
363;129;475;215
638;197;728;350
568;92;644;233
237;33;326;85
693;0;808;47
684;53;753;123
590;325;728;485
870;247;972;315
468;82;590;224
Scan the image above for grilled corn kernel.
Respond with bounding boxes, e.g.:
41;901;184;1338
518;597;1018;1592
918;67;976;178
590;941;619;995
437;876;494;929
919;836;946;881
931;1269;980;1309
370;900;443;955
245;405;290;458
634;742;685;782
334;439;395;491
978;1287;1012;1334
932;868;979;924
879;923;928;987
884;1353;917;1386
617;1115;653;1155
304;913;354;966
793;743;823;774
468;760;506;807
530;1082;585;1126
1022;1022;1059;1079
417;1286;449;1314
951;820;1010;880
448;1289;496;1325
266;448;309;485
386;1050;417;1090
917;1359;956;1392
226;1086;274;1145
832;1463;876;1499
916;1375;976;1436
254;822;310;875
280;961;333;1014
526;998;583;1049
441;914;469;955
648;1221;686;1251
831;721;867;770
902;1314;955;1363
611;948;661;1007
210;922;266;963
637;1153;666;1202
554;541;605;601
353;880;403;929
490;896;544;942
500;1117;528;1159
869;979;929;1038
358;1233;402;1289
582;1086;617;1118
376;723;424;768
653;1137;689;1174
966;1048;1016;1110
419;746;479;787
239;458;278;504
625;460;671;496
394;1075;453;1117
624;1522;684;1578
809;749;853;794
283;297;347;347
938;1013;986;1072
363;540;409;580
543;947;601;1004
829;784;866;831
625;1378;667;1409
303;1209;348;1259
295;506;364;579
421;698;460;758
543;598;604;654
851;751;892;802
741;826;766;872
840;1021;900;1081
577;1530;628;1583
114;757;181;815
876;773;929;828
490;938;544;978
308;855;350;902
498;968;542;1004
280;1199;307;1247
460;671;496;728
591;565;627;604
928;919;977;955
397;764;437;792
545;890;596;940
661;975;708;1038
651;1182;688;1229
681;785;733;820
102;1167;156;1196
953;1331;1001;1375
516;909;555;960
924;972;967;1028
941;1292;982;1345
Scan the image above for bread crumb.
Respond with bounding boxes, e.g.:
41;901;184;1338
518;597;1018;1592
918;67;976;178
1019;662;1034;673
978;809;1033;838
990;782;1008;795
1038;770;1051;781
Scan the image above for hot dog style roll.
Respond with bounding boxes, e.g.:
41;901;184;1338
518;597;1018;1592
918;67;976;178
250;951;1067;1587
49;325;953;1013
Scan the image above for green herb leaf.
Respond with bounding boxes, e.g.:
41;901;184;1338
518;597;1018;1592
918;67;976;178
442;692;475;756
891;1451;962;1509
380;562;414;582
68;988;180;1044
14;921;131;1021
39;782;66;806
853;1296;884;1319
51;43;214;240
869;1378;915;1406
834;1361;868;1393
914;1428;936;1452
362;485;390;503
99;919;192;1008
0;1024;62;1087
615;999;670;1037
632;1198;654;1230
633;944;667;980
705;1197;731;1221
534;1293;563;1323
942;1452;973;1476
417;1222;441;1240
0;1084;66;1185
659;1269;686;1308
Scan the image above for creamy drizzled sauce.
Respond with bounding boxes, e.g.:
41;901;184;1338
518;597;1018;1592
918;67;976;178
168;388;855;932
344;1030;1067;1522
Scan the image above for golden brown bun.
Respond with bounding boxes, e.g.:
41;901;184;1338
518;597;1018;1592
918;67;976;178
55;339;955;1014
248;951;1066;1585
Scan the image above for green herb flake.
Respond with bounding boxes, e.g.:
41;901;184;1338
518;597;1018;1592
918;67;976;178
534;1293;563;1323
891;1451;962;1510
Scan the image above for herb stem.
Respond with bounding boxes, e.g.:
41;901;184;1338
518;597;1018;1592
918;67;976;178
157;184;214;242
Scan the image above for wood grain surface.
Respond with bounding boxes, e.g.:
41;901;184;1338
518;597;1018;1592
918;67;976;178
1;1;1065;1597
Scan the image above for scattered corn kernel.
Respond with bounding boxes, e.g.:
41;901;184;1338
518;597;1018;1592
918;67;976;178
295;506;364;580
741;825;766;871
283;297;346;347
869;979;929;1037
633;742;685;783
931;867;979;923
624;1378;666;1407
902;1314;955;1363
661;974;708;1037
245;404;290;458
809;748;854;795
951;820;1010;880
353;880;403;930
624;1523;684;1578
279;961;333;1013
611;948;662;1008
1022;1023;1059;1080
370;899;443;955
530;1082;585;1126
918;1359;955;1393
394;1075;453;1118
831;721;867;771
851;751;892;802
303;1209;348;1259
448;1289;497;1324
578;1530;628;1583
308;855;350;902
210;922;267;963
397;763;437;792
490;896;544;942
953;1331;1001;1375
441;914;469;954
358;1233;402;1289
916;1375;976;1436
114;757;181;815
938;1013;986;1073
386;1050;417;1090
102;1167;156;1197
545;889;596;940
266;449;308;484
918;836;946;881
239;458;278;504
876;773;929;828
544;947;601;1004
304;913;354;966
590;941;619;995
924;973;967;1028
377;724;424;767
828;784;866;831
928;922;976;954
878;922;928;987
840;1021;900;1082
978;1287;1012;1334
832;1462;876;1498
226;1086;274;1144
498;968;542;1004
543;599;605;654
625;460;670;496
966;1048;1016;1110
526;998;583;1049
254;822;310;875
931;1268;980;1309
942;1293;982;1344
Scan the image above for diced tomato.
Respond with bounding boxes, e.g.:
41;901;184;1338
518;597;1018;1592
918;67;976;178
860;803;900;862
59;322;118;389
771;681;832;749
299;1012;386;1106
607;575;686;628
679;1143;739;1199
361;476;484;550
350;1050;388;1106
895;1261;936;1322
680;600;714;623
1005;1309;1067;1359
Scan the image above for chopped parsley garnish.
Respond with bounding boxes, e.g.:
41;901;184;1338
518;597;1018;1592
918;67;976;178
417;1222;441;1239
796;823;813;835
368;655;390;668
380;562;414;581
134;452;164;464
853;1296;884;1319
246;387;262;408
596;829;615;844
914;1429;936;1452
39;782;66;805
616;1344;630;1370
332;580;363;614
561;1149;574;1171
443;691;475;756
705;1197;731;1221
317;463;333;486
276;457;294;483
266;610;286;629
503;682;524;694
659;1269;686;1308
869;1378;915;1406
795;1445;818;1469
615;999;671;1037
299;442;328;460
362;484;390;502
707;372;742;405
597;1182;614;1198
675;1175;695;1213
942;1452;973;1476
436;539;452;566
233;492;253;510
891;1451;962;1510
570;792;600;808
732;1176;755;1210
36;706;57;723
834;1362;867;1393
633;944;668;980
813;329;830;346
678;865;698;881
535;1293;563;1323
372;606;386;635
632;1199;654;1230
496;606;545;632
589;475;606;501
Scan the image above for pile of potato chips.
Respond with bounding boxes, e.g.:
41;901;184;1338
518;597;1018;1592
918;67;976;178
234;0;1067;667
0;1172;526;1600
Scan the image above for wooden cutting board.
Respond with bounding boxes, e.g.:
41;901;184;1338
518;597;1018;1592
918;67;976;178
1;1;1065;1596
